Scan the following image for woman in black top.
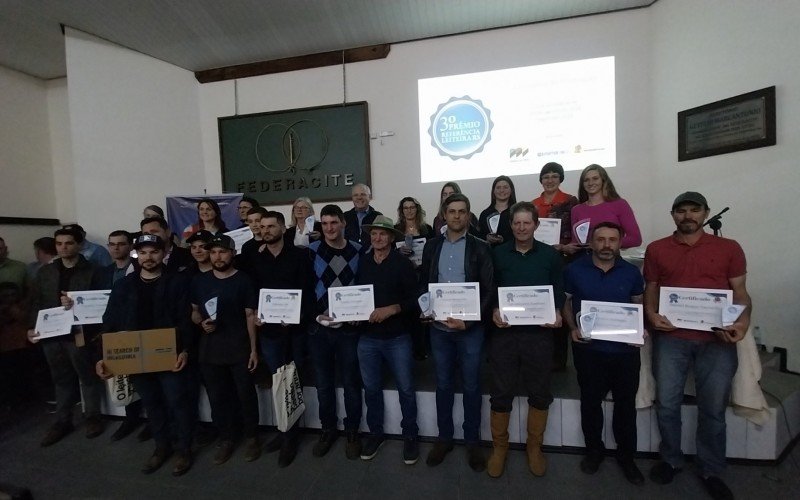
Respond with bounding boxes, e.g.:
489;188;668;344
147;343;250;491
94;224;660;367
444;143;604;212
477;175;516;246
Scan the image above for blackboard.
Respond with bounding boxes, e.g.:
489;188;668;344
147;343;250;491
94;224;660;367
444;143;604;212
219;102;371;205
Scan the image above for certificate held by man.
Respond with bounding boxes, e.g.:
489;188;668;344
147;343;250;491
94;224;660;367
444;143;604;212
579;300;644;345
429;282;481;321
34;306;74;339
498;286;556;325
658;286;732;332
258;288;302;324
328;285;375;322
67;290;111;325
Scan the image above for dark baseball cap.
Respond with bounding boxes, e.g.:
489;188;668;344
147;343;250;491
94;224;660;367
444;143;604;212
672;191;709;210
62;223;86;235
186;230;214;245
133;234;165;250
205;235;236;251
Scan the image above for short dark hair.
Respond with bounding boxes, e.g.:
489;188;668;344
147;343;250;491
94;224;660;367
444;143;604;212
54;228;81;242
140;216;169;231
240;196;259;208
591;221;625;239
442;193;470;213
539;162;565;183
509;201;539;223
263;210;286;226
320;204;345;222
33;237;56;255
247;206;269;217
108;230;132;244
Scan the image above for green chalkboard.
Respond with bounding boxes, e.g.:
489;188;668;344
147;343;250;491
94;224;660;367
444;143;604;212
219;102;371;205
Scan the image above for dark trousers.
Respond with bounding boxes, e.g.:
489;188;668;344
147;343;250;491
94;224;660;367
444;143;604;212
41;338;103;423
131;370;194;452
201;362;259;441
573;345;640;460
124;399;143;420
308;324;362;431
489;329;553;412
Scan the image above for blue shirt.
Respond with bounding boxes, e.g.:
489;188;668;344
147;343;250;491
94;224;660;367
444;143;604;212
433;232;467;332
563;253;644;353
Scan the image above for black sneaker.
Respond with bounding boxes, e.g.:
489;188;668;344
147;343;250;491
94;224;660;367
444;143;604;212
312;429;338;457
426;440;454;466
580;452;604;474
345;430;362;460
403;437;419;465
618;459;645;485
650;461;682;485
701;475;733;500
360;435;385;460
110;418;141;442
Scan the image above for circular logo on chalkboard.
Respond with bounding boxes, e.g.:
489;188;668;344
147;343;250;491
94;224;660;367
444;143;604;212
428;96;493;160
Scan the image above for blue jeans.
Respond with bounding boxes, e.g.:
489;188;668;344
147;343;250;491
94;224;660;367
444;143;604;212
131;369;194;452
259;329;308;376
357;334;418;438
429;323;484;444
308;324;362;431
653;335;738;476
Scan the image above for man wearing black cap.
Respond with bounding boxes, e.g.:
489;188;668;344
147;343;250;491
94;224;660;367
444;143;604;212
98;234;195;476
186;230;214;276
27;227;105;446
644;192;751;500
61;223;112;267
189;234;260;465
140;216;192;273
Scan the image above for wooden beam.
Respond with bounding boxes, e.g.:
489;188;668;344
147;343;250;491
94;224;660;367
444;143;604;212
195;44;390;83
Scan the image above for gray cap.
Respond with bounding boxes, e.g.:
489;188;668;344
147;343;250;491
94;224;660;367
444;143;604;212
672;191;708;210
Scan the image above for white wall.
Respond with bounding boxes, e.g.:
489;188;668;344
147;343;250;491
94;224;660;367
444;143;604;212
64;28;205;242
199;9;654;224
651;0;800;369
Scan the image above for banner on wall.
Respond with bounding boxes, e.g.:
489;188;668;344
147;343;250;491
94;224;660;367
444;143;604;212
165;194;243;242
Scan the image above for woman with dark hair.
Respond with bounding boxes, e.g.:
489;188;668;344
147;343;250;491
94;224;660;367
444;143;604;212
532;162;579;251
568;164;641;251
432;181;479;235
477;175;516;246
182;198;228;241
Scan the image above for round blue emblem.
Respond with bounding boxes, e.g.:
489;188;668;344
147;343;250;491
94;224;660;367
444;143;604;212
428;96;493;160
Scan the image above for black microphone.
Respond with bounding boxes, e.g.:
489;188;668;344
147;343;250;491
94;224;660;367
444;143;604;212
703;207;730;227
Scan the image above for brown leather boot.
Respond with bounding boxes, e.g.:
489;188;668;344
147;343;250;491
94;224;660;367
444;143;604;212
487;411;511;478
526;407;548;476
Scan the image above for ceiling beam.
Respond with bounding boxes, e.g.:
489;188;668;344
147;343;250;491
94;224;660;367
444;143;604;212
195;44;390;83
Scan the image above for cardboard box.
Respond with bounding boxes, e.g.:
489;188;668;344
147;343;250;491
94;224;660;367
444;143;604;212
102;328;177;375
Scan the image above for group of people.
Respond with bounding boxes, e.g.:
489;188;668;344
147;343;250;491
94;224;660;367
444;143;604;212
8;162;749;500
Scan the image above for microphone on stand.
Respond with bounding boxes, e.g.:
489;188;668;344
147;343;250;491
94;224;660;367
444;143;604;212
703;207;730;236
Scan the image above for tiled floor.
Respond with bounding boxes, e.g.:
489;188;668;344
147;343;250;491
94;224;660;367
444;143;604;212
1;402;799;500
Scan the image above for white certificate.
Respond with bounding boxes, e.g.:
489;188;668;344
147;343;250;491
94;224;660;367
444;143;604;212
658;287;733;332
258;288;302;324
67;290;111;325
534;218;562;246
498;286;556;325
429;282;481;321
224;226;254;255
34;306;74;339
395;238;426;266
328;285;375;322
580;300;644;345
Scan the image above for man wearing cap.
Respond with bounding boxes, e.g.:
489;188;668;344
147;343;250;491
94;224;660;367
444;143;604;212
140;216;192;273
308;204;364;460
343;183;382;246
27;227;105;446
644;192;751;500
487;201;564;478
419;193;493;472
250;210;313;467
186;230;214;276
354;215;420;464
189;234;260;465
61;223;112;268
97;234;195;476
562;222;645;484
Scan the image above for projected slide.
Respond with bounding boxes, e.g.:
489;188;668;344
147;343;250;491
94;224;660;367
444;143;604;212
418;56;615;183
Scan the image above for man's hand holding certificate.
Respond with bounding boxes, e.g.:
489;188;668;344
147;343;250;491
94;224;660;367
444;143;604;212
258;289;302;324
578;300;644;345
497;286;556;325
67;290;111;325
32;307;74;341
428;283;481;322
328;285;375;322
